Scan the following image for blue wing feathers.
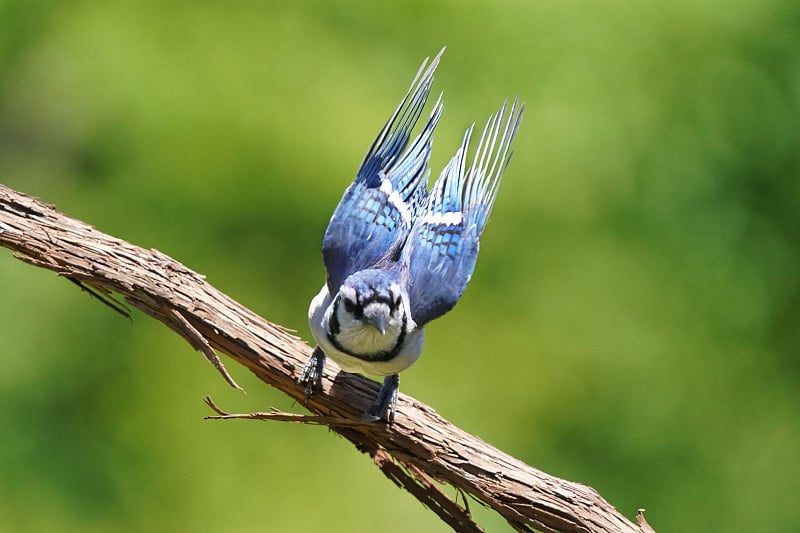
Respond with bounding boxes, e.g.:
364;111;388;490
320;50;523;327
404;98;524;326
322;49;445;292
357;51;443;186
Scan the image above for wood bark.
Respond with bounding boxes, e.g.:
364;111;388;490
0;183;655;533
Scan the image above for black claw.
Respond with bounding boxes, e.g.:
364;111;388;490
298;347;326;397
362;374;399;423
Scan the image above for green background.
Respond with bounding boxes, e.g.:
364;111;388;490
2;1;799;532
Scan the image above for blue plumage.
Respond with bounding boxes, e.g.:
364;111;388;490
404;99;522;326
302;49;523;422
322;52;443;293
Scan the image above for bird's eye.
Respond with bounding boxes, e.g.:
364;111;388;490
394;294;402;309
343;298;356;313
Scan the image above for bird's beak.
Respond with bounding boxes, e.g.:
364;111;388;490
365;313;387;335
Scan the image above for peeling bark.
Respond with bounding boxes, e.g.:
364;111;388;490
0;184;655;533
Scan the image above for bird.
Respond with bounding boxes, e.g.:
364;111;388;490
299;48;524;422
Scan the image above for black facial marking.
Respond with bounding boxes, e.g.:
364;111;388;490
328;310;408;363
337;293;364;319
328;302;341;336
359;288;400;313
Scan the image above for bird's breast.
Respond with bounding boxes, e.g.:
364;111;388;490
325;328;424;377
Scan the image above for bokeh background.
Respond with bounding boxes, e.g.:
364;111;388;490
1;1;799;532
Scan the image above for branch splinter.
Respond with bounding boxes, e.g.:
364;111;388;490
168;306;243;391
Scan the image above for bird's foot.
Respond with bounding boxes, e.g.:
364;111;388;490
298;347;326;397
362;374;399;423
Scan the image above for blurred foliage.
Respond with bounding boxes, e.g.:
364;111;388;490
1;1;799;532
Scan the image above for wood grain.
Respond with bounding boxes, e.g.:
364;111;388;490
0;184;654;533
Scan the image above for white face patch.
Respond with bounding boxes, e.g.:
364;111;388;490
363;301;387;318
380;178;412;225
330;280;407;356
339;284;357;303
420;210;462;226
334;300;403;356
315;282;420;375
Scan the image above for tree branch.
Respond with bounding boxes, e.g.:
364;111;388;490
0;183;655;533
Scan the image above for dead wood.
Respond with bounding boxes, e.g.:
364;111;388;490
0;183;655;533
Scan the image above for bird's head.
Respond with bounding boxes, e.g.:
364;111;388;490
337;271;404;334
328;270;409;357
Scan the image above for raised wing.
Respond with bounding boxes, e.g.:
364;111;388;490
402;98;524;327
322;49;444;293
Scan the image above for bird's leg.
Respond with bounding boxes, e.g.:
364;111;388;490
363;374;399;423
298;346;326;397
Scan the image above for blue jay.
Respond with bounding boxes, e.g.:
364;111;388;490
300;49;523;422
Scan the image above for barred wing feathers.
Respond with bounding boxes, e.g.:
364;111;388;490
403;98;524;327
322;50;445;292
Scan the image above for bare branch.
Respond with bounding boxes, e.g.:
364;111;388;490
0;183;655;533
